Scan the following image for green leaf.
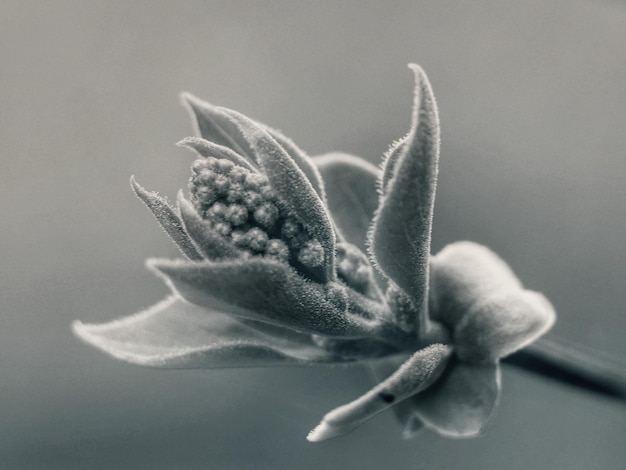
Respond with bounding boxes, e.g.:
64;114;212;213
181;93;259;167
368;64;440;328
430;241;556;362
221;108;337;282
130;176;203;261
307;344;451;442
177;136;257;172
314;153;380;252
72;296;335;369
149;257;376;337
412;358;500;438
177;192;243;260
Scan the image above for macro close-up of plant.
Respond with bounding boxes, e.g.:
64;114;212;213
72;64;622;443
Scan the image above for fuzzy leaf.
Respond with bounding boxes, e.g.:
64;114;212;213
177;193;243;260
264;126;326;202
130;176;203;261
149;258;374;337
177;136;256;172
369;354;425;439
412;358;500;438
368;64;440;313
315;153;380;252
72;296;335;368
181;93;259;167
220;107;336;282
307;344;451;442
380;136;409;193
430;241;556;362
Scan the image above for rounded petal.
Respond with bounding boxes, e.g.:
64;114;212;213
72;296;335;369
307;344;452;442
412;359;501;438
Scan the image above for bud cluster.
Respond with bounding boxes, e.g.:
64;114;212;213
188;157;323;269
336;243;375;293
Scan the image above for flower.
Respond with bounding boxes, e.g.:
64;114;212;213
72;64;556;441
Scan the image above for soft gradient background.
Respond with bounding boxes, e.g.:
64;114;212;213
2;1;625;469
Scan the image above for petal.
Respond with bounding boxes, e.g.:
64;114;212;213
314;153;380;252
430;241;556;362
72;296;335;368
307;344;452;442
181;93;259;168
220;107;336;282
368;64;440;313
455;290;556;362
412;359;501;438
369;354;425;439
177;192;243;260
130;176;203;261
177;136;256;172
149;257;375;337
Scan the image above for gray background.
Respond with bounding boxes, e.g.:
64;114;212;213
2;1;625;469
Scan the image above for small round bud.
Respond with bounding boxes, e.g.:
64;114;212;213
205;156;219;171
191;159;207;173
229;166;247;183
253;202;279;228
231;229;248;248
265;239;289;262
194;186;218;206
213;221;232;237
206;202;227;221
216;158;234;174
244;172;266;191
247;227;268;252
213;175;230;194
242;190;262;209
281;218;300;239
225;184;245;203
227;204;248;226
298;240;324;267
198;169;216;185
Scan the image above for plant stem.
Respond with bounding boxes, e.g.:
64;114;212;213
503;335;626;401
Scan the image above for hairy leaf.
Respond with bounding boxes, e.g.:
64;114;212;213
177;136;257;172
72;296;335;368
148;258;375;337
307;344;451;442
130;176;203;261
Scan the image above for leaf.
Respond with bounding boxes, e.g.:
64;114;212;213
429;241;556;362
368;64;440;315
72;296;335;369
264;125;326;202
314;153;380;252
380;136;409;193
412;358;500;438
181;93;259;167
177;192;243;260
130;176;203;261
148;257;376;337
177;136;257;172
220;107;336;282
307;344;451;442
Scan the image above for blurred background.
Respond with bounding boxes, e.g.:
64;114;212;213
1;1;625;468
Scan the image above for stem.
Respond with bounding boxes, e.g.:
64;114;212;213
503;335;626;402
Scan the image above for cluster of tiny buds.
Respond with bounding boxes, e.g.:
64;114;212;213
188;157;324;269
336;243;374;292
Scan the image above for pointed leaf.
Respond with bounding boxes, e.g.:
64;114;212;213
429;241;556;362
264;125;326;202
72;296;334;369
307;344;451;442
181;93;259;167
177;192;243;260
221;107;336;282
177;137;256;172
368;64;440;315
412;359;500;438
130;176;203;261
149;257;374;337
315;153;380;252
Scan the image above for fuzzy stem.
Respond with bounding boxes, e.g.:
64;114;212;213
503;336;626;401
